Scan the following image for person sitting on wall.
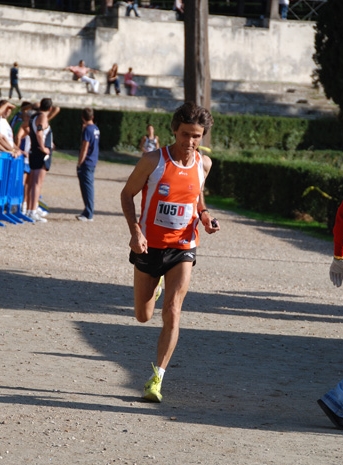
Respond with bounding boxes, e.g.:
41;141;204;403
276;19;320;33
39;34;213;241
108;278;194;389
126;0;140;17
105;63;121;95
65;60;100;94
124;67;138;96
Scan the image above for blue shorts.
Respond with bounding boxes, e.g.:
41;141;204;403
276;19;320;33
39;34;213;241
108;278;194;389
129;247;196;278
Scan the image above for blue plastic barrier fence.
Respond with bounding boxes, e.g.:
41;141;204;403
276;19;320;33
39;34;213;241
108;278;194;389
0;151;33;226
7;154;33;223
0;152;12;226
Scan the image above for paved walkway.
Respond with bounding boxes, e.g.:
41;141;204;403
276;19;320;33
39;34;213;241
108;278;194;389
0;156;342;465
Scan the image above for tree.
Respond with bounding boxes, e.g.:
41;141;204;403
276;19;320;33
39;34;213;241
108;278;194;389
313;0;343;117
184;0;211;146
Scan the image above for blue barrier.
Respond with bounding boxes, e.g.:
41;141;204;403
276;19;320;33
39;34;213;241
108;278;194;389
7;155;33;223
0;152;12;226
0;151;33;226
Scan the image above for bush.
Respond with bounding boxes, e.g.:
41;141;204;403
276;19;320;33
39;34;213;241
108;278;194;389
49;109;343;152
206;154;343;227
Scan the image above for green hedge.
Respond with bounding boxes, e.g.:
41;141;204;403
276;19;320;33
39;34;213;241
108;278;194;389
50;109;175;151
47;108;343;229
206;155;343;228
211;114;343;150
49;109;343;152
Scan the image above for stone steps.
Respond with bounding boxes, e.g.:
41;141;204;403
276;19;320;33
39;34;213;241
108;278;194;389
0;63;337;118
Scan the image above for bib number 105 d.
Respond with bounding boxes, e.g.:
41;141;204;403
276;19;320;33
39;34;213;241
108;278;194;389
154;201;193;229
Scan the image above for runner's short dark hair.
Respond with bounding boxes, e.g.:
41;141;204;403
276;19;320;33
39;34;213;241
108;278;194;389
171;101;214;135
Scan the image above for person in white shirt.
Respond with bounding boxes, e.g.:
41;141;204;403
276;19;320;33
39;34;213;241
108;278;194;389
0;100;21;156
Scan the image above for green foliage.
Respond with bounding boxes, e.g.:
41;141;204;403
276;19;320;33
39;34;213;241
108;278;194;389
50;108;174;151
49;109;343;152
211;113;343;151
206;153;343;229
313;0;343;117
48;107;343;231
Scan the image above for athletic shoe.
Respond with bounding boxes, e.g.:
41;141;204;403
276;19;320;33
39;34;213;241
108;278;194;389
29;212;48;223
76;215;94;222
143;363;163;403
155;276;163;301
37;206;48;217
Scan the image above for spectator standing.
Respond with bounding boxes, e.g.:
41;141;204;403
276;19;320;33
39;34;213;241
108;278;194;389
9;62;22;100
124;67;138;96
0;100;21;157
65;60;100;94
120;102;220;403
12;102;34;214
139;124;160;153
105;63;121;95
279;0;289;19
27;98;59;223
318;201;343;429
76;107;100;222
126;0;140;17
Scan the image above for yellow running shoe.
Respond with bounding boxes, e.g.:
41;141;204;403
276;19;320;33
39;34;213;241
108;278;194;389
155;276;163;301
143;363;163;402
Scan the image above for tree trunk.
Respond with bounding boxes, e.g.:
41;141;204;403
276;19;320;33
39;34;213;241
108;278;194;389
269;0;280;19
184;0;212;146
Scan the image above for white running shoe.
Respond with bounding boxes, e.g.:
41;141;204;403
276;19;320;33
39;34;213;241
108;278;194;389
29;211;48;223
76;215;93;222
37;206;49;217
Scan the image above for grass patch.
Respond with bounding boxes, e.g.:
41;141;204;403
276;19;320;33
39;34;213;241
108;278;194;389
206;195;332;241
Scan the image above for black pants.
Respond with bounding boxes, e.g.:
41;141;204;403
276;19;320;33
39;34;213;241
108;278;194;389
9;83;21;99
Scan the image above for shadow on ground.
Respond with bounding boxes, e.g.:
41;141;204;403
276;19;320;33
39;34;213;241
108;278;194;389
0;269;341;435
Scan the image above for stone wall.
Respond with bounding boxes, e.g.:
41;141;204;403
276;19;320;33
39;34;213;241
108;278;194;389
0;4;316;85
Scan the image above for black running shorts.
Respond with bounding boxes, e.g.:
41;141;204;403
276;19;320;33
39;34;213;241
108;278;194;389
129;247;196;278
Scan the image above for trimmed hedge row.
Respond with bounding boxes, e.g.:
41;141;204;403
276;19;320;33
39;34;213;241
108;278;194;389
211;114;343;150
50;109;174;151
206;155;343;229
48;108;343;229
49;109;343;151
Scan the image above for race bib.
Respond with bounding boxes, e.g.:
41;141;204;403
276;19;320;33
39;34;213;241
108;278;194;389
154;200;193;229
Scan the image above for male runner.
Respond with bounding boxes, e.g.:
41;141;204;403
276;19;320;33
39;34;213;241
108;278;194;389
121;101;220;402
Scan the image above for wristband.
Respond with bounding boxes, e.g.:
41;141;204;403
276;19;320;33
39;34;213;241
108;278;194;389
198;209;209;220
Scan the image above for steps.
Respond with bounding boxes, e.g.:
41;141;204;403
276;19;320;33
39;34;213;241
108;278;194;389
0;63;337;118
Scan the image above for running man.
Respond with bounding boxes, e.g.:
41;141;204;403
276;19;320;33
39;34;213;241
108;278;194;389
121;101;220;402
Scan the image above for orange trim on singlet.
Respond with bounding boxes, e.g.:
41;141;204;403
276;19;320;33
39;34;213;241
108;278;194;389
139;146;204;249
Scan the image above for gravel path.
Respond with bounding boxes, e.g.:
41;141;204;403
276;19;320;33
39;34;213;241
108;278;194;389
1;155;343;465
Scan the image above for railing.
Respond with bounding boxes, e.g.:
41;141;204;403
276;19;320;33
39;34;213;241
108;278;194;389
0;0;328;20
288;0;327;21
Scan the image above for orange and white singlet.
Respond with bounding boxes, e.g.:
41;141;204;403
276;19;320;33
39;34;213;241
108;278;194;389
139;146;205;249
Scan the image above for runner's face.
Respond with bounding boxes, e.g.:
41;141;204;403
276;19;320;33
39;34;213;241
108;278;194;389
174;123;204;155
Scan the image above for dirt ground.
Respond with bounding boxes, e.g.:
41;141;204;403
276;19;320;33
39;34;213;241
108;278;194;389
1;155;343;465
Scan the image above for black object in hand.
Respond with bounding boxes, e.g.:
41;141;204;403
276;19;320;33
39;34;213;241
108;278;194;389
211;218;219;228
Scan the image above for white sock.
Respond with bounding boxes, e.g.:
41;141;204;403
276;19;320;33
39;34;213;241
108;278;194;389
157;366;165;380
150;366;165;380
